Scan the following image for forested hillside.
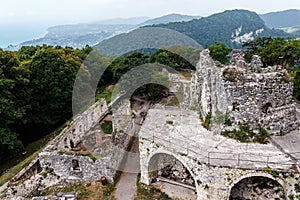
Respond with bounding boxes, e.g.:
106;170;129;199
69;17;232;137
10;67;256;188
0;45;92;163
94;27;202;56
0;45;198;165
152;10;288;48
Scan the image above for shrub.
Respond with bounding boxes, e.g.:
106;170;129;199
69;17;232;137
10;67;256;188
70;139;74;148
101;121;113;134
222;67;242;82
224;115;232;126
221;125;270;144
202;112;212;130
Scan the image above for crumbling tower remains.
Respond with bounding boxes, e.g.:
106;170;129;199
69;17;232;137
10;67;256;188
191;49;299;135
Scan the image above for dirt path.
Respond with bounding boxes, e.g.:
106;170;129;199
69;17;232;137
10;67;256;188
115;96;151;200
115;137;140;200
153;181;197;200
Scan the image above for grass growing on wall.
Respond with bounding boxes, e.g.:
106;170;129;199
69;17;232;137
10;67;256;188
0;129;59;187
202;112;212;130
221;125;270;144
101;121;113;134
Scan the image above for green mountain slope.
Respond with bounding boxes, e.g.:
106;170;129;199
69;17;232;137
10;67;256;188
93;27;203;56
151;10;288;48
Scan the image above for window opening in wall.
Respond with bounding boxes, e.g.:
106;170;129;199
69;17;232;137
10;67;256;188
72;159;80;171
232;102;239;111
262;102;272;114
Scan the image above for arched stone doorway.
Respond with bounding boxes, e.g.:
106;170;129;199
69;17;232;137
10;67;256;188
229;176;285;200
147;153;198;199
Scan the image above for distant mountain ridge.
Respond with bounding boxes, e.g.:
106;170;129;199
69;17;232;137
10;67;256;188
260;9;300;28
151;9;288;48
5;14;201;51
139;13;201;26
5;9;296;51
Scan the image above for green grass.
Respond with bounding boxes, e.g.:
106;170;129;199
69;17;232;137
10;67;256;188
96;91;112;104
96;84;115;104
224;115;232;126
100;121;113;134
0;149;40;187
179;71;192;80
40;181;116;200
202;112;212;130
221;125;270;144
0;118;72;187
0;131;57;186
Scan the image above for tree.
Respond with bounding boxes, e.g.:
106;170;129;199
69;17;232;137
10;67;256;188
294;71;300;101
0;50;24;162
109;52;148;81
208;42;232;64
28;47;82;126
150;49;195;69
243;37;286;66
243;37;300;101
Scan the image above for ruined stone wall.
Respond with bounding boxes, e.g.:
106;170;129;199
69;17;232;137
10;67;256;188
36;98;134;185
223;67;298;134
111;99;133;146
191;49;299;134
166;70;191;109
39;151;115;182
152;154;195;186
54;98;108;149
140;139;299;200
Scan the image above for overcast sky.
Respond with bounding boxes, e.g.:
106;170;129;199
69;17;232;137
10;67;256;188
0;0;299;47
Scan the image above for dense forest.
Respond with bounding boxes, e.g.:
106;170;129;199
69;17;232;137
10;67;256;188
0;45;196;164
0;37;299;166
0;45;92;163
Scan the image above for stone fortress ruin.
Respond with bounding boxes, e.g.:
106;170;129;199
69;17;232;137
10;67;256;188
191;49;298;135
1;49;300;200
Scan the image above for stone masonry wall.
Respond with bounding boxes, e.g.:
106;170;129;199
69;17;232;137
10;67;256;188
191;49;299;134
140;138;299;200
54;98;108;149
36;98;134;186
39;151;115;182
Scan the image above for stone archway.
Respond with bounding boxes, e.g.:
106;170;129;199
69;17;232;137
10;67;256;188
229;176;285;200
146;152;198;199
148;153;196;186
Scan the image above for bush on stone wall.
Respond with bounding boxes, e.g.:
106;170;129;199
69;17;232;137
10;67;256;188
221;125;270;144
222;67;242;82
202;112;212;130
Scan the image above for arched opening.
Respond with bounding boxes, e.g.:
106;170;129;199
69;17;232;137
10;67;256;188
71;159;81;171
148;153;197;200
230;176;285;200
262;100;273;114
